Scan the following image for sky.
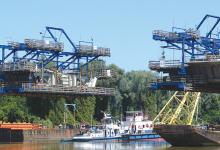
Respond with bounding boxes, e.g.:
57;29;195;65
0;0;219;71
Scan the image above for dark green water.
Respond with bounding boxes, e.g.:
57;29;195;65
0;140;220;150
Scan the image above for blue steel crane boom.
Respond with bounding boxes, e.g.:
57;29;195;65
149;14;220;92
151;15;220;144
0;26;114;96
0;26;109;71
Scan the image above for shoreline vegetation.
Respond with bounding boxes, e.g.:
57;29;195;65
0;62;219;128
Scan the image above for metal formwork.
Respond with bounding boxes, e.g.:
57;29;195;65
21;83;115;96
0;27;114;96
24;39;64;52
149;14;220;92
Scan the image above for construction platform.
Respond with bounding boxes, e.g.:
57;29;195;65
150;14;220;147
21;83;115;96
0;26;115;97
149;57;220;92
149;14;220;93
77;45;110;57
0;61;115;96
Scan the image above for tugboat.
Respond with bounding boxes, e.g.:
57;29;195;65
64;113;122;142
121;111;161;140
62;111;161;142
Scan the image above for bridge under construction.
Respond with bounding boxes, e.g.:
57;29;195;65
149;15;220;146
149;14;220;93
0;27;115;97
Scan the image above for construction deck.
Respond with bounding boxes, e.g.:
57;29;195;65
21;83;115;96
149;15;220;93
0;26;115;97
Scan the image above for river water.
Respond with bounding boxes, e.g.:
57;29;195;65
1;139;220;150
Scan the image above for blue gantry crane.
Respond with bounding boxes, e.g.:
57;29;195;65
149;14;220;93
150;15;220;145
0;27;114;96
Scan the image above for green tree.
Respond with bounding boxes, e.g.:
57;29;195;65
74;96;96;124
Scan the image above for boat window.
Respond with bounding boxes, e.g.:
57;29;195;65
143;125;145;128
104;118;112;124
96;130;102;133
126;113;134;116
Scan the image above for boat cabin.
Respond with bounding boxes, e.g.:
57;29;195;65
122;111;153;134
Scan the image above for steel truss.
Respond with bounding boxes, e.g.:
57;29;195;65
153;91;201;125
150;14;220;91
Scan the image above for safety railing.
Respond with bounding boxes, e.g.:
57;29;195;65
153;30;179;39
8;41;20;49
189;55;220;63
153;29;200;40
77;45;110;57
153;76;187;83
24;39;64;52
22;83;115;96
149;60;181;69
0;61;37;72
97;69;116;78
185;28;200;39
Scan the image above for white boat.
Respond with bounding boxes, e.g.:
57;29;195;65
121;111;160;140
62;111;160;142
65;113;123;142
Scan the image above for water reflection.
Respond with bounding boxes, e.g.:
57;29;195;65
162;147;220;150
1;140;219;150
0;139;169;150
69;139;168;150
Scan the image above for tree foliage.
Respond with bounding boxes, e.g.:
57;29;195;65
0;62;219;126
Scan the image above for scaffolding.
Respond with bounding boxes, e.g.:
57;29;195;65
149;60;181;70
8;41;20;49
0;61;37;72
22;83;115;96
153;30;179;40
78;45;110;57
97;69;116;79
0;26;115;96
24;39;64;52
149;14;220;92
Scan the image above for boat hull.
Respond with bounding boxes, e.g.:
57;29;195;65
122;133;160;141
62;136;122;142
154;125;220;146
62;133;161;142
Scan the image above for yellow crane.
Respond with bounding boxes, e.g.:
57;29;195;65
153;91;201;125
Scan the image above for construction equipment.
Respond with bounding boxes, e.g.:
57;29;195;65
153;91;201;125
150;14;220;146
0;27;115;96
149;14;220;93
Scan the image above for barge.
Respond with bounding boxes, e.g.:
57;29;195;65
0;123;77;142
154;124;220;146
